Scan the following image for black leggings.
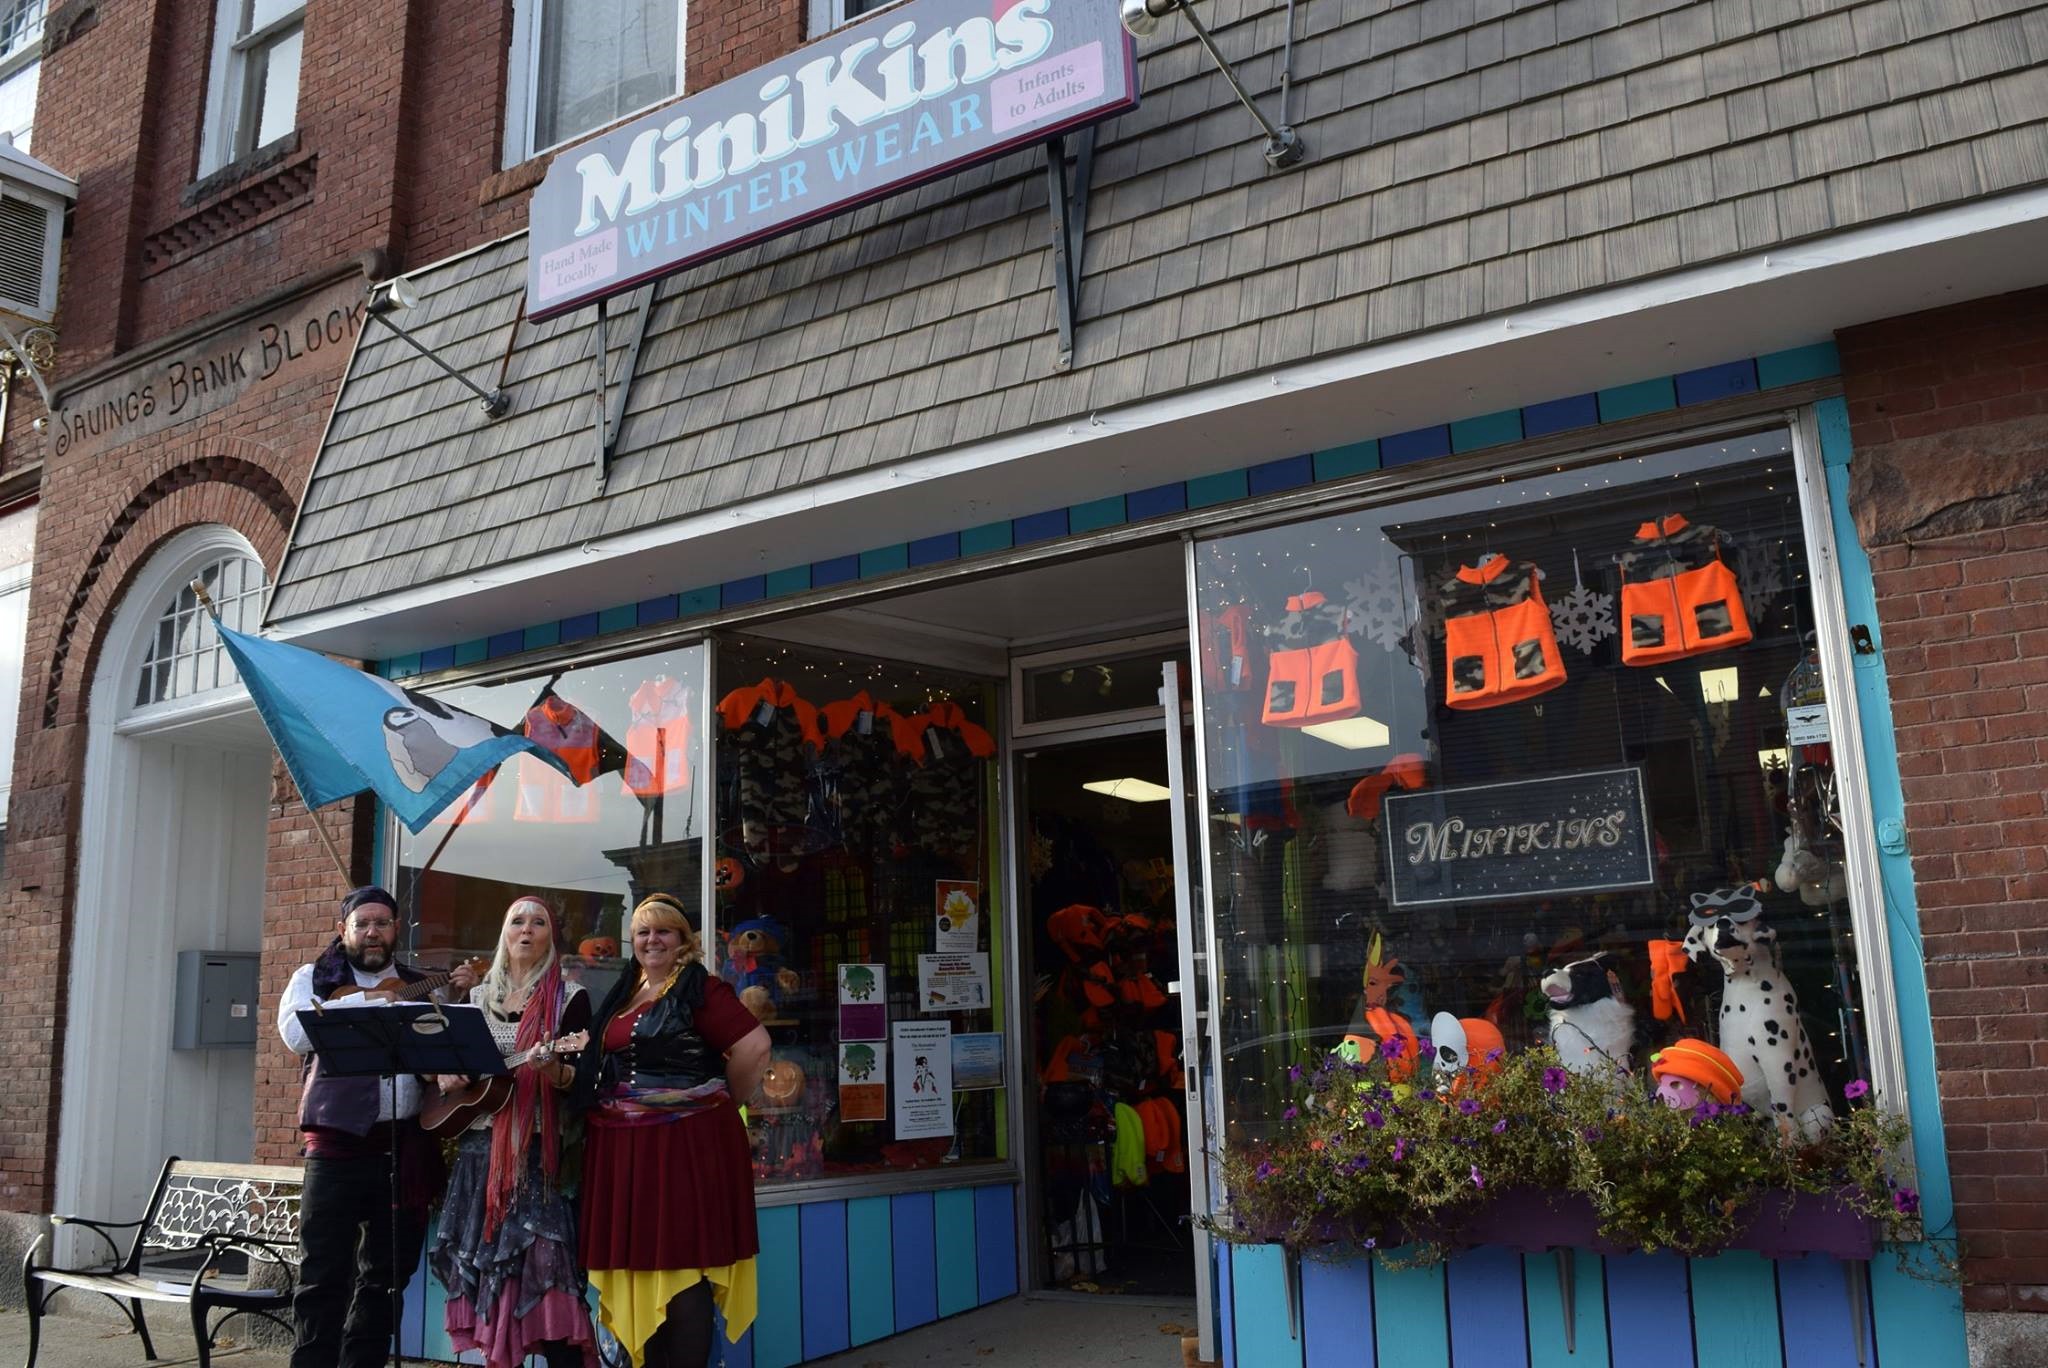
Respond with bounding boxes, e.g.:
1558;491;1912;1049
637;1282;714;1368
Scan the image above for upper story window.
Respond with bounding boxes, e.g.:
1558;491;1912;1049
0;0;45;151
198;0;304;176
506;0;685;165
0;0;44;64
133;554;267;709
809;0;891;32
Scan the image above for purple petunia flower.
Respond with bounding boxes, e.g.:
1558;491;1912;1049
1729;1103;1752;1116
1418;1088;1437;1102
1458;1097;1482;1115
1289;1064;1303;1081
1283;1106;1299;1121
1542;1067;1569;1094
1392;1137;1409;1162
1582;1125;1604;1143
1492;1119;1509;1134
1363;1108;1385;1129
1844;1079;1870;1100
1255;1161;1278;1181
1363;1237;1377;1250
1893;1188;1920;1216
1348;1155;1372;1173
1485;1048;1504;1063
1470;1165;1485;1190
1381;1035;1406;1060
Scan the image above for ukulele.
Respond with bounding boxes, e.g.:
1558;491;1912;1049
420;1030;590;1136
322;956;490;1004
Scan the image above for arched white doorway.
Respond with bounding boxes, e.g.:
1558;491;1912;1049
55;525;274;1231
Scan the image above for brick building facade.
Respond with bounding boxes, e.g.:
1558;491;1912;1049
1839;288;2048;1323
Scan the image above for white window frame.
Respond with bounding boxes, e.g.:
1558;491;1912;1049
503;0;689;168
197;0;305;177
808;0;903;36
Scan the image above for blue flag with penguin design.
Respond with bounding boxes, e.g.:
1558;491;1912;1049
214;622;572;833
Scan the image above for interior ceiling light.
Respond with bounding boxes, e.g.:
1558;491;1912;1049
1300;715;1392;750
1119;0;1306;170
1083;777;1174;803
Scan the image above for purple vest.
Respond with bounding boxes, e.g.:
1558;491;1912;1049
298;960;426;1135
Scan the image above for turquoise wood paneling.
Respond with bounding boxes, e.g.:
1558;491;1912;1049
846;1195;896;1347
891;1191;939;1332
1371;1253;1449;1368
1445;1246;1528;1368
1604;1254;1692;1368
1817;394;1967;1365
1524;1249;1608;1368
933;1187;978;1318
753;1205;803;1368
973;1184;1018;1304
1300;1252;1373;1368
1231;1244;1303;1368
1776;1254;1876;1368
798;1201;850;1361
1218;1240;1238;1368
1756;342;1841;389
1595;377;1677;422
1688;1252;1783;1366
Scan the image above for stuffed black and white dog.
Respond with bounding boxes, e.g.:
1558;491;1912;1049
1540;954;1635;1076
1683;886;1836;1139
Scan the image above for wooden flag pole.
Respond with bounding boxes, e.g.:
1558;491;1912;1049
191;578;355;888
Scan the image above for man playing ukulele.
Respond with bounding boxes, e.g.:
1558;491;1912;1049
276;887;480;1368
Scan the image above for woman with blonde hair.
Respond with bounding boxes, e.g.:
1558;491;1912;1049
427;896;595;1368
575;892;770;1368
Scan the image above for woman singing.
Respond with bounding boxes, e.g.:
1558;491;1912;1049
576;893;770;1367
427;896;596;1368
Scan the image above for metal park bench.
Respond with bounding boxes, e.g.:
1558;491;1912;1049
22;1158;304;1368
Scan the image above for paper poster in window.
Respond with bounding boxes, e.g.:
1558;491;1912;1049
837;962;887;1041
935;879;979;951
837;1042;886;1123
891;1020;952;1139
950;1032;1004;1091
917;952;990;1011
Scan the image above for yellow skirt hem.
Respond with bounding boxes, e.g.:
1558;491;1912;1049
587;1260;758;1356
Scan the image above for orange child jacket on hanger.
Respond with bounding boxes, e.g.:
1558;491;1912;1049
717;677;826;748
899;700;996;763
1262;591;1363;727
1441;555;1567;709
1619;514;1753;665
622;675;691;797
517;692;602;823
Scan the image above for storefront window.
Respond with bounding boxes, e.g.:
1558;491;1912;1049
714;639;1008;1186
394;644;706;1018
1195;432;1874;1145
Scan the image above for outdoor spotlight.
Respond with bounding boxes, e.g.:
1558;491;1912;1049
366;276;421;316
1120;0;1178;37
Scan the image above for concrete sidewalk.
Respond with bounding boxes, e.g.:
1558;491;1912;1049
0;1295;1199;1368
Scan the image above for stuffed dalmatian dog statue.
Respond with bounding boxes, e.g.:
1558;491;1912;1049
1683;886;1835;1140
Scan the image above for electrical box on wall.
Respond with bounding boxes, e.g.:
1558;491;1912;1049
173;950;259;1050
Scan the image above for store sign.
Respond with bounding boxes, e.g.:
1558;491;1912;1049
48;275;368;461
525;0;1138;320
1383;767;1655;907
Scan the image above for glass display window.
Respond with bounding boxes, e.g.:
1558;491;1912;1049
1193;432;1876;1147
392;644;707;1012
714;638;1009;1187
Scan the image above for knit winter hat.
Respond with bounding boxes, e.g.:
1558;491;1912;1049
1649;1038;1744;1105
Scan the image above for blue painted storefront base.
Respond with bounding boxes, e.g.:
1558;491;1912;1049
1218;1242;1954;1367
397;1181;1020;1367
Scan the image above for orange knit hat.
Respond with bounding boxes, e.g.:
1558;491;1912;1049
1649;1038;1744;1105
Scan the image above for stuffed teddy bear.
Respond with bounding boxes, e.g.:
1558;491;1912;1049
723;914;802;1021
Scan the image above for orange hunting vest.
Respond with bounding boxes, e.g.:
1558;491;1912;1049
1620;515;1753;665
1442;556;1566;710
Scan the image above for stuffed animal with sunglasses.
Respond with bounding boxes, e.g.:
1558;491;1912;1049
1683;885;1835;1140
1540;953;1635;1077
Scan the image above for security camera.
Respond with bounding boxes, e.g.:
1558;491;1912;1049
1120;0;1179;38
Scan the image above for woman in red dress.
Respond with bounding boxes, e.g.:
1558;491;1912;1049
575;894;770;1367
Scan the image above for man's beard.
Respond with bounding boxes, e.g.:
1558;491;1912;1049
345;943;392;973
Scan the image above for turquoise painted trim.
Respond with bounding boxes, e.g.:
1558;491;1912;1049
1757;341;1842;389
1188;468;1250;508
1596;376;1677;422
1689;1252;1783;1365
754;1205;803;1368
1313;439;1379;481
933;1188;977;1318
1371;1253;1449;1368
1449;409;1523;452
522;622;560;651
1817;394;1967;1365
379;350;1839;677
1216;1242;1237;1368
1524;1249;1607;1368
846;1196;895;1347
1230;1244;1302;1368
1068;494;1128;533
453;639;488;666
597;604;637;635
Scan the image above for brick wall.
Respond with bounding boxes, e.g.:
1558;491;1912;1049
1840;286;2048;1316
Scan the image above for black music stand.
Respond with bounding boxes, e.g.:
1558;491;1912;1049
295;1003;503;1368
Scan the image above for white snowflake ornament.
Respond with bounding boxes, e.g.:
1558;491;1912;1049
1551;581;1616;654
1343;568;1412;652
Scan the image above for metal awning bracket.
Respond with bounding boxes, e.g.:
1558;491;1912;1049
590;285;657;497
1043;127;1096;370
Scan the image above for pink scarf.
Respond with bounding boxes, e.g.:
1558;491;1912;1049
483;960;564;1239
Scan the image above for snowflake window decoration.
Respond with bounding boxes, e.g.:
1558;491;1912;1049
1549;550;1616;654
1735;538;1789;622
1342;568;1413;652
